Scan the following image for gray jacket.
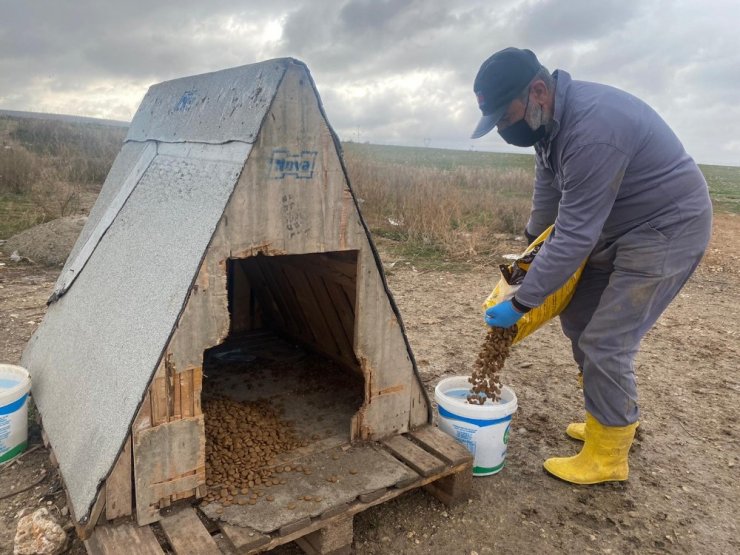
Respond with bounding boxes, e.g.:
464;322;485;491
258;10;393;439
516;70;711;308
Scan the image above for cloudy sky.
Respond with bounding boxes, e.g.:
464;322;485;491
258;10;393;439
1;0;738;165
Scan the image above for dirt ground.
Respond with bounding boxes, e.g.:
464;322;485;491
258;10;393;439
1;214;738;554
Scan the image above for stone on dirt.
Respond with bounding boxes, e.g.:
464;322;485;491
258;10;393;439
13;507;67;555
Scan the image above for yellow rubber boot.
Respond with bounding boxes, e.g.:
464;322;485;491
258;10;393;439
566;421;587;441
567;373;638;442
567;420;639;442
544;413;638;484
566;372;586;441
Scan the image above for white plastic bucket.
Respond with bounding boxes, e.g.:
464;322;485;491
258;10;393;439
0;364;31;463
434;376;517;476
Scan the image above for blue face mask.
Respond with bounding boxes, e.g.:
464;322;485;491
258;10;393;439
498;96;546;147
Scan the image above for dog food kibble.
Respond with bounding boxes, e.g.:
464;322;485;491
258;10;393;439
468;326;517;404
204;396;304;505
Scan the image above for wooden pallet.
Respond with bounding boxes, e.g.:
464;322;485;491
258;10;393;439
85;426;472;555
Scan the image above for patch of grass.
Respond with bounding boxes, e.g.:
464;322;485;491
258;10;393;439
0;193;48;239
2;118;738;269
700;164;740;214
0;115;123;239
375;235;475;273
344;145;533;265
345;143;740;267
372;228;409;242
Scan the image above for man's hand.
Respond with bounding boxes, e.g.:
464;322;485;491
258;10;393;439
485;300;524;328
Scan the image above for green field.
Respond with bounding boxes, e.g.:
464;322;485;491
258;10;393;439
343;142;536;172
345;143;740;211
700;163;740;213
2;119;739;245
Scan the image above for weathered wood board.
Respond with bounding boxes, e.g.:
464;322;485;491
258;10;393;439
133;416;205;525
410;425;474;466
160;506;219;555
200;443;418;533
105;436;133;520
87;426;471;555
382;434;446;477
85;520;164;555
295;515;353;555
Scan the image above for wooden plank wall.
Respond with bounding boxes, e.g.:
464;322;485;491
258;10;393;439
234;251;360;373
126;355;206;525
105;437;132;521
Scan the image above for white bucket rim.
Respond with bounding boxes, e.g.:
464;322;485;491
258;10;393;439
0;364;32;404
434;375;517;418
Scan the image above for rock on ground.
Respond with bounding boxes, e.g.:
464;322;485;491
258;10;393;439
1;216;86;267
13;508;67;555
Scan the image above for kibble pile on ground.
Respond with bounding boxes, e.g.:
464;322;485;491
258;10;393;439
201;346;364;510
468;325;517;404
203;397;313;507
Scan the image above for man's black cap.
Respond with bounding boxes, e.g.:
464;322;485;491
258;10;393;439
471;47;542;139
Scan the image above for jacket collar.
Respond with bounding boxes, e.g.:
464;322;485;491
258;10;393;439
547;69;570;144
536;69;570;162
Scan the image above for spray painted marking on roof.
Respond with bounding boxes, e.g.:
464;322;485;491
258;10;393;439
269;149;317;179
175;90;197;112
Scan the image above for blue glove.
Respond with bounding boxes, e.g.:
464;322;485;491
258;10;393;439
485;300;524;329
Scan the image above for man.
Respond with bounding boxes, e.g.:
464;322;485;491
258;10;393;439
472;47;712;484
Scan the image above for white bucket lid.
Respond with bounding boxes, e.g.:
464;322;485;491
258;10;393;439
0;364;32;406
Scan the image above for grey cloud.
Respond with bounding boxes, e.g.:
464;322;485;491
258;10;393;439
278;0;502;78
0;0;737;164
513;0;643;50
339;0;415;34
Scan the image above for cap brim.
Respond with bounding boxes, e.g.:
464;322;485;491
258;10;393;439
470;105;506;139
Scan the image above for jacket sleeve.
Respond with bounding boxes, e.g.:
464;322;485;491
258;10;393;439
525;158;561;239
515;143;629;308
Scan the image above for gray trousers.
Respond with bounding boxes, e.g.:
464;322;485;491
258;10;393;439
559;208;713;426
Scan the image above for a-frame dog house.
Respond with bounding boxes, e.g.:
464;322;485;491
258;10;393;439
22;59;472;553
